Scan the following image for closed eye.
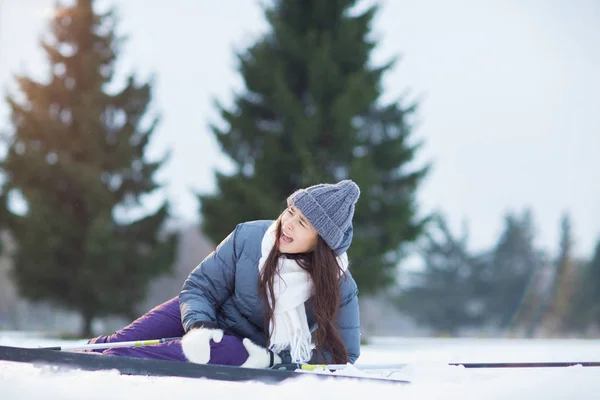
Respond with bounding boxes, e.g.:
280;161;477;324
288;207;306;228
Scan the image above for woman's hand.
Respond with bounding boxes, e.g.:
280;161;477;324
181;327;224;364
240;338;282;368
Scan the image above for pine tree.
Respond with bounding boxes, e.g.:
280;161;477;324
544;213;581;334
484;209;546;332
199;0;429;293
563;238;600;333
397;214;487;335
0;0;176;336
583;239;600;325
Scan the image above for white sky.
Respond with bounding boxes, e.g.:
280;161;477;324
0;0;599;260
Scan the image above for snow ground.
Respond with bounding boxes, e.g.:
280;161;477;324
1;333;599;399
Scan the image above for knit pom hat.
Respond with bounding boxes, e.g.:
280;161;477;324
287;180;360;255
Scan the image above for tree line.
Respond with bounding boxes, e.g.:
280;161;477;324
399;210;600;337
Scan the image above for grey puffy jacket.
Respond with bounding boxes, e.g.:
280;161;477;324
179;220;361;364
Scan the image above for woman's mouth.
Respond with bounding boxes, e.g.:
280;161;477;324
281;232;294;244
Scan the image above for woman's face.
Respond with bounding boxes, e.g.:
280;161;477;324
278;206;319;254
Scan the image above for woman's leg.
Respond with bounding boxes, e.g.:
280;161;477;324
89;296;184;343
88;295;249;365
87;296;184;350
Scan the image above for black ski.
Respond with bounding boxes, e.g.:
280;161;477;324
0;345;410;385
454;361;600;368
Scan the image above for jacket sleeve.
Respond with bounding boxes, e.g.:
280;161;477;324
336;289;361;364
308;284;361;365
179;225;239;332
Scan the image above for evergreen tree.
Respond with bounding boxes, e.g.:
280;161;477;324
583;239;600;325
540;213;578;334
0;0;176;336
199;0;429;292
397;214;487;335
483;209;546;332
562;238;599;333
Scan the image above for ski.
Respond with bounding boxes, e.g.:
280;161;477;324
0;345;410;385
275;360;600;371
451;361;600;368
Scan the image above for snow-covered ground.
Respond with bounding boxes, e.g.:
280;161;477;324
1;333;599;399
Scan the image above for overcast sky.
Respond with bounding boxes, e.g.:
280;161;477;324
0;0;599;259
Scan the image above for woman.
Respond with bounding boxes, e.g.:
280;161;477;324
88;180;361;368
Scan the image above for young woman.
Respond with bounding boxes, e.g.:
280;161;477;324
88;180;361;368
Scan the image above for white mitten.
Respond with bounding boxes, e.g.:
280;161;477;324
240;338;282;368
181;327;224;364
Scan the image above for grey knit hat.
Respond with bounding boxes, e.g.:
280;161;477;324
286;180;360;255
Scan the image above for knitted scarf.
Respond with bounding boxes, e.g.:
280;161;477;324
258;222;348;363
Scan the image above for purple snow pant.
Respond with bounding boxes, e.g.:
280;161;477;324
87;296;249;366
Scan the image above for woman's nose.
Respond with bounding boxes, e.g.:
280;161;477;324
285;218;297;230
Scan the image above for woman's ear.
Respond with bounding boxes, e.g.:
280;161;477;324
308;233;320;252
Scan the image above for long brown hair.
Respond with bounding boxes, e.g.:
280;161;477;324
258;218;349;363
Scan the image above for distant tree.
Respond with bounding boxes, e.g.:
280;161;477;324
199;0;430;293
0;0;176;336
584;239;600;325
542;213;580;334
564;237;600;332
483;209;546;333
397;214;487;335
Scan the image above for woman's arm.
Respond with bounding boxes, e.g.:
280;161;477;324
179;226;239;332
335;289;361;363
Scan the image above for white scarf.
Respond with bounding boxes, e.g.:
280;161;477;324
258;222;349;363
